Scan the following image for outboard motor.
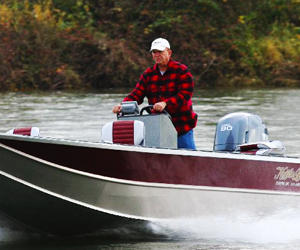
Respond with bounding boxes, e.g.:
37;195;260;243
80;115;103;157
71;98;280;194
214;112;268;152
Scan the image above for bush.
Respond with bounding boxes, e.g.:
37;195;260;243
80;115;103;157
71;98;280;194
1;0;300;90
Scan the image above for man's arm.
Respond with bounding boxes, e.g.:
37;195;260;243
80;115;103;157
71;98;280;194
164;67;194;108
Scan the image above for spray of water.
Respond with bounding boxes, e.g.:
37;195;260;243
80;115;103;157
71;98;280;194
147;208;300;244
2;208;300;247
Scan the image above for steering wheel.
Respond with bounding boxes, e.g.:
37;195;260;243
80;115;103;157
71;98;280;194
140;105;172;119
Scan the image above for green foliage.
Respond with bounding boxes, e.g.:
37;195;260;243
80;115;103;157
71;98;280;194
1;0;300;90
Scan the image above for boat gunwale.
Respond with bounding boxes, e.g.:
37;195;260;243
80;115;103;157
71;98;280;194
0;133;298;163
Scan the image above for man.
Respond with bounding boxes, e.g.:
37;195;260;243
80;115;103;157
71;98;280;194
113;38;198;149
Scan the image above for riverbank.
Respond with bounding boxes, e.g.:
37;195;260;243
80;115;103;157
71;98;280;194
1;0;300;91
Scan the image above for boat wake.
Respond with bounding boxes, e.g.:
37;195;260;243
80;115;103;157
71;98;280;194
146;207;300;244
2;208;300;246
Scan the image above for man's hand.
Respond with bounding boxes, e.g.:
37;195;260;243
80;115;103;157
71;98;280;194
153;101;167;112
112;104;122;114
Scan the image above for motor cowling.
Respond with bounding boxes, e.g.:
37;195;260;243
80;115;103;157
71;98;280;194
214;112;268;152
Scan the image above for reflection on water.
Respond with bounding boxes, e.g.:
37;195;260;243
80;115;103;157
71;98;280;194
1;88;300;249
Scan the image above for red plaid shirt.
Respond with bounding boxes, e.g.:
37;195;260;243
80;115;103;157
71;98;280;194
123;59;198;135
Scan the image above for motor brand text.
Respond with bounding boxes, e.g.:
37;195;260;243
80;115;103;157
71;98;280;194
221;124;233;131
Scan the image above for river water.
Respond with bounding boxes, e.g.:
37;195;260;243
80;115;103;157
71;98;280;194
1;87;300;249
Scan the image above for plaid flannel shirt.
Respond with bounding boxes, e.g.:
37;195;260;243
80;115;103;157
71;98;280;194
123;59;198;135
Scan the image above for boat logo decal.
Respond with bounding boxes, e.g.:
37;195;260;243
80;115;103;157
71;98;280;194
274;167;300;187
221;124;233;131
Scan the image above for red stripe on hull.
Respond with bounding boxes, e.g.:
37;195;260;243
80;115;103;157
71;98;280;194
0;138;300;193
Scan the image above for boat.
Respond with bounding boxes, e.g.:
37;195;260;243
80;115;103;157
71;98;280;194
0;101;300;236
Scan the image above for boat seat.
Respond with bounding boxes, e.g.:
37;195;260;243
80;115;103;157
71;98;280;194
101;120;145;146
235;140;285;155
6;127;40;137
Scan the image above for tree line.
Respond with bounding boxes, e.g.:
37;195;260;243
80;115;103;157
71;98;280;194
1;0;300;91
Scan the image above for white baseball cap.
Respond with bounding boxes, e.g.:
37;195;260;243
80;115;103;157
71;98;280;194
149;38;170;52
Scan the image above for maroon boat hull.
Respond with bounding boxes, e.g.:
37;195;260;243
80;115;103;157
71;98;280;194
0;135;300;192
1;134;300;235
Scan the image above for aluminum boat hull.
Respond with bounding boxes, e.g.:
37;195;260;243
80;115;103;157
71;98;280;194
1;134;300;235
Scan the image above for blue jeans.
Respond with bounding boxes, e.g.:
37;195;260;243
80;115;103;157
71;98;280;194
178;130;196;150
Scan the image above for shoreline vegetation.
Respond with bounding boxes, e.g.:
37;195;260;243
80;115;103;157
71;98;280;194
1;0;300;91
